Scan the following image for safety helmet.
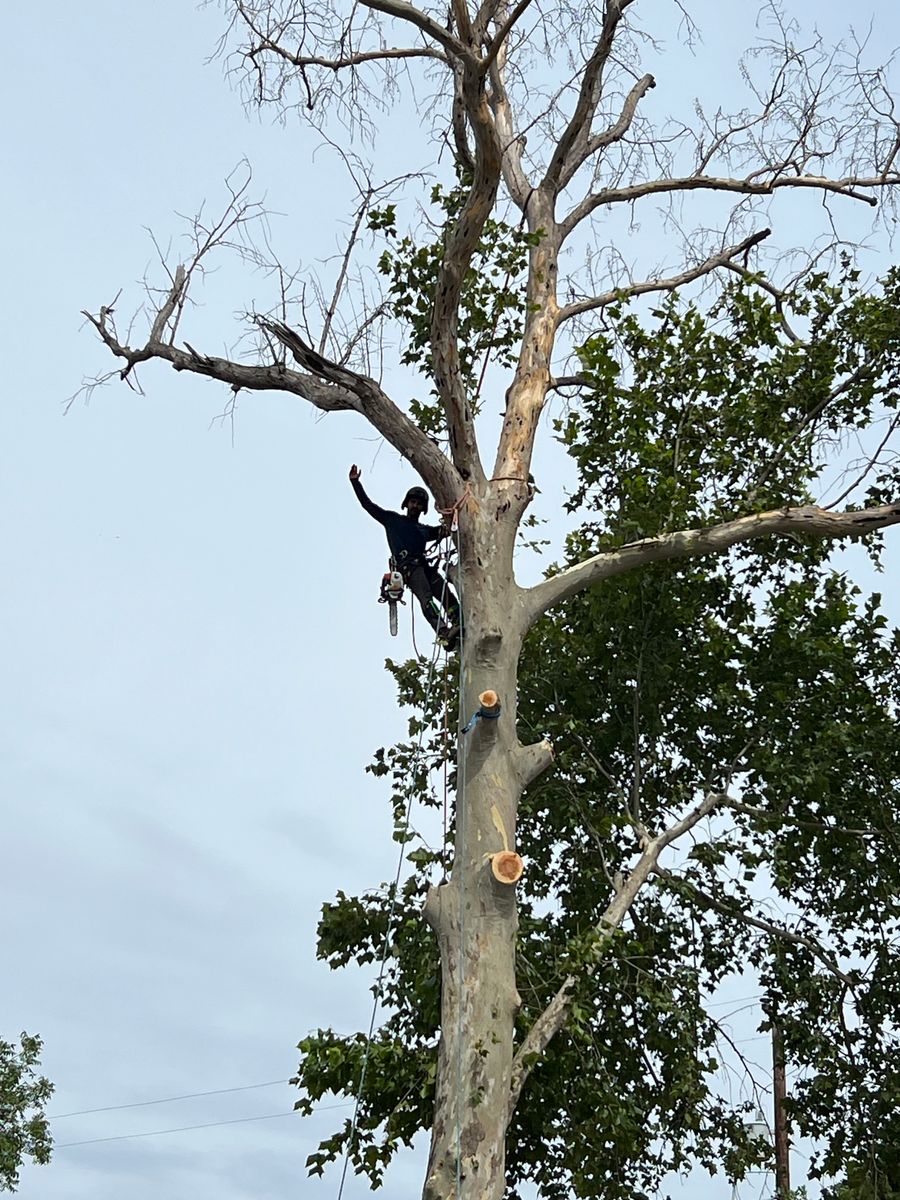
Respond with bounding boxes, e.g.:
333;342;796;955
402;486;429;513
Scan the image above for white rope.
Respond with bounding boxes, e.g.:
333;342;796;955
335;554;454;1200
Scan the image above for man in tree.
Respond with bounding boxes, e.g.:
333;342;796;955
349;464;461;648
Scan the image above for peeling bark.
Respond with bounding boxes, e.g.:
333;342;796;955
422;484;532;1200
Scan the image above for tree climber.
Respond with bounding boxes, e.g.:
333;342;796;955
349;465;461;649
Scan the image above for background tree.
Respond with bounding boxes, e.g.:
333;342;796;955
0;1034;53;1193
84;2;900;1197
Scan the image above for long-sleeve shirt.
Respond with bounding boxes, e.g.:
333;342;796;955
351;477;444;563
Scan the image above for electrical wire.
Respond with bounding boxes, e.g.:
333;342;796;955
50;1079;287;1119
53;1101;351;1149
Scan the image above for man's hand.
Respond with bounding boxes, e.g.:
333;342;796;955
349;464;361;481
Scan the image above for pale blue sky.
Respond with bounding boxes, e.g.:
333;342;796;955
3;2;899;1198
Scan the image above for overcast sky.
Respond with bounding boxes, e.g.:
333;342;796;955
4;2;900;1199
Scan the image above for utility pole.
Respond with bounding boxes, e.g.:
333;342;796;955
772;1016;790;1200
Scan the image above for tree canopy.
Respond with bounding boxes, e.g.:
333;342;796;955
0;1033;53;1194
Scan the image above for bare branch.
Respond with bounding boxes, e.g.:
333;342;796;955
508;789;723;1114
724;799;876;840
561;171;896;239
558;227;772;323
319;195;371;355
547;374;590;393
82;297;460;504
523;501;900;629
747;358;888;505
82;305;355;410
492;191;561;483
654;865;855;988
542;0;638;197
557;72;656;194
148;264;187;344
486;1;532;208
257;318;462;501
247;36;447;71
822;412;900;510
428;52;507;483
361;0;472;62
451;61;476;175
482;0;535;72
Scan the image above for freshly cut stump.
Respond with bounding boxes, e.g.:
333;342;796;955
491;851;524;884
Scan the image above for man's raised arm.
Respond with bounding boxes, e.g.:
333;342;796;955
348;465;388;525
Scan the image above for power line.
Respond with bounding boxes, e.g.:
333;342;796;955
51;1079;288;1120
55;1110;296;1148
705;994;762;1008
54;1100;353;1149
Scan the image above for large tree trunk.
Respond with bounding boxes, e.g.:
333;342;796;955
422;489;526;1200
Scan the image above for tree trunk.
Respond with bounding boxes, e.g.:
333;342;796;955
422;490;527;1200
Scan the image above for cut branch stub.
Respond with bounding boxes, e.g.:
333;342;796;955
478;690;501;717
490;850;524;885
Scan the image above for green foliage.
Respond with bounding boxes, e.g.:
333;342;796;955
513;557;900;1199
294;266;900;1197
0;1034;53;1193
561;263;900;544
369;182;541;435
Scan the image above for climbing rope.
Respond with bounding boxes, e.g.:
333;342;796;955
441;654;451;879
335;554;454;1200
437;482;473;526
453;561;467;1200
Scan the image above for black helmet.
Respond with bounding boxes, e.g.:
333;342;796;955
402;486;429;513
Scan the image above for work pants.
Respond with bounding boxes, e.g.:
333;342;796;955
402;560;460;633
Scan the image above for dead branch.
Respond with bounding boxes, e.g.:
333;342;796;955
362;0;472;61
427;49;505;483
557;227;772;323
482;0;535;72
561;171;896;239
822;412;900;510
724;798;876;840
82;303;354;407
486;1;531;208
256;318;461;499
542;0;639;197
560;72;656;191
653;865;855;988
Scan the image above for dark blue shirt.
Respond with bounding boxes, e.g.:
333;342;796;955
351;478;444;563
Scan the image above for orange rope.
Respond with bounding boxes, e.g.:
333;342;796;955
437;482;472;527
